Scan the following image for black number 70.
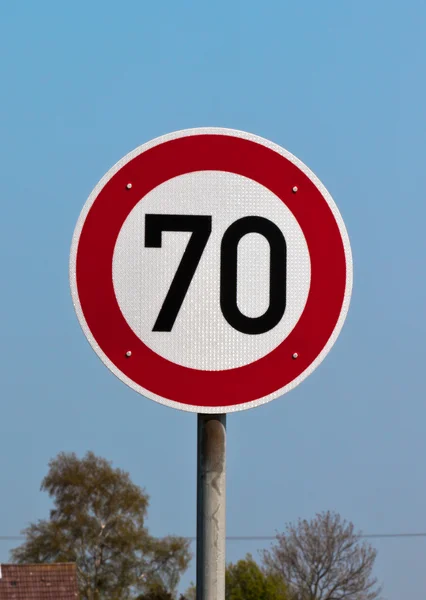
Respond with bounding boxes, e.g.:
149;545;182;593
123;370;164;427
145;214;286;335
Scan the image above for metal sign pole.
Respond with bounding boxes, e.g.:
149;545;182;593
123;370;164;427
196;414;226;600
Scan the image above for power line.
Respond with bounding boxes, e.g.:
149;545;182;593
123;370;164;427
361;533;426;539
191;533;426;541
1;533;426;542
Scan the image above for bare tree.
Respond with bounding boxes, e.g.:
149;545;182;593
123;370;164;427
262;511;381;600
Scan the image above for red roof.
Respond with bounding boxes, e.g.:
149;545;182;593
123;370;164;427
0;563;79;599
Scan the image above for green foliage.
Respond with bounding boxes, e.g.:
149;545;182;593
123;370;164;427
226;554;288;600
135;584;175;599
182;583;195;600
136;584;189;600
11;451;191;600
185;555;288;600
225;554;288;600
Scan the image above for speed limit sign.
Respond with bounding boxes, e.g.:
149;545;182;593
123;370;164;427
70;128;352;413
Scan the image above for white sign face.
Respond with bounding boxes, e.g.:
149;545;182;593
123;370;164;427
70;128;352;413
113;170;311;371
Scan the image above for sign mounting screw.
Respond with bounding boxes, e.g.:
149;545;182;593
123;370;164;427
125;350;132;357
126;183;133;190
292;186;298;193
292;352;299;359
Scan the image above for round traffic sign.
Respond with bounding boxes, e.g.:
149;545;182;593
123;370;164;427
70;128;352;413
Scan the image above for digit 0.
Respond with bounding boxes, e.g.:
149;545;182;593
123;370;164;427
220;216;287;334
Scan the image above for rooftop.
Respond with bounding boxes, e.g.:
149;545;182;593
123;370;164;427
0;563;79;599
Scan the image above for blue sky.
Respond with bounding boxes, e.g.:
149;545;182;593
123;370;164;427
1;1;426;597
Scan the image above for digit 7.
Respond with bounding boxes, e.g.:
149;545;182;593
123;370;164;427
145;214;212;331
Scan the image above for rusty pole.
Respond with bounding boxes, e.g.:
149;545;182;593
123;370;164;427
196;414;226;600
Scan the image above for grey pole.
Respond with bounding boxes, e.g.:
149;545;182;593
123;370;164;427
196;413;227;600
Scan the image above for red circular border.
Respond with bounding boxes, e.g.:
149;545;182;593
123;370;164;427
76;134;346;408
